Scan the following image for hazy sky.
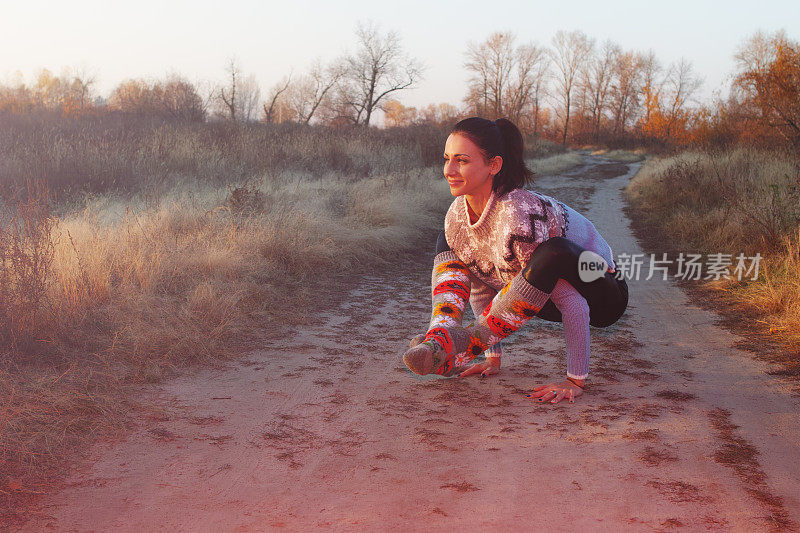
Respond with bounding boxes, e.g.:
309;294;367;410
2;0;799;110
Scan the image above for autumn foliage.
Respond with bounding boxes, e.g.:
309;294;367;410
0;31;798;151
731;31;800;147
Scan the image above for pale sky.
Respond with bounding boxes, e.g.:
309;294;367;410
2;0;799;110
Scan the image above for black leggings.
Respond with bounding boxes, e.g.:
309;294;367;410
436;232;628;328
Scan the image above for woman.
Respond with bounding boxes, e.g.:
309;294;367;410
403;117;628;405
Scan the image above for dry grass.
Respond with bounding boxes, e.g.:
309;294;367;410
0;150;451;525
726;231;800;342
528;151;585;177
590;148;647;162
0;111;449;197
0;113;572;526
627;148;799;252
625;147;800;355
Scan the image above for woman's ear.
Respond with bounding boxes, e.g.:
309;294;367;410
489;155;503;176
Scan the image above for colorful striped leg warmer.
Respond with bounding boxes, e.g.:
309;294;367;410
403;273;549;375
404;251;470;375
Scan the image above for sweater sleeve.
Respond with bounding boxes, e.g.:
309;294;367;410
468;273;503;359
548;279;590;380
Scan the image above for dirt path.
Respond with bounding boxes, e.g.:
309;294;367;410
20;155;800;532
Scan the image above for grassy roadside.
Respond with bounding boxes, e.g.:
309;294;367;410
624;148;800;382
528;151;585;176
0;112;571;526
589;148;647;162
0;168;452;528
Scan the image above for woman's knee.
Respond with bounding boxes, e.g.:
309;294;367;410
435;231;451;255
522;237;584;292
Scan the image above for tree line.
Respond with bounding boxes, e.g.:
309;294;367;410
0;24;797;149
391;29;797;150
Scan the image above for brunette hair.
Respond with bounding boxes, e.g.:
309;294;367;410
450;117;533;197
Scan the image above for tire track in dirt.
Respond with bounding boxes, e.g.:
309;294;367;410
19;155;800;532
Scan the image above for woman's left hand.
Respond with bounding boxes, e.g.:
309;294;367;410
458;357;501;378
527;379;584;404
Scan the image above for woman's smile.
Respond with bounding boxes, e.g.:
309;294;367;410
442;133;499;199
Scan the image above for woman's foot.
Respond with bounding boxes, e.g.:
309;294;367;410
403;326;483;375
408;333;426;348
402;342;439;375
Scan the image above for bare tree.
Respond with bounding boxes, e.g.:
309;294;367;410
194;78;219;118
263;74;292;124
217;58;262;122
661;58;703;138
583;40;620;141
341;20;424;126
528;47;551;136
464;33;550;130
237;74;261;122
550;30;594;144
69;66;96;109
464;32;516;118
219;57;240;121
287;59;346;124
609;50;643;136
506;43;551;130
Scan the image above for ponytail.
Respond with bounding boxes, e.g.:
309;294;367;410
450;116;533;197
492;118;533;196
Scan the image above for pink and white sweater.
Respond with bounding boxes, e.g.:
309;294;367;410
444;188;615;380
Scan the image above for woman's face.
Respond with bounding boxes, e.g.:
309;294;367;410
443;133;501;198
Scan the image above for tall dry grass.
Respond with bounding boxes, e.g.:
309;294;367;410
0;111;445;196
0;113;568;525
589;148;647;162
625;147;800;355
0;116;460;525
0;111;565;199
528;151;585;176
1;169;451;523
627;148;800;252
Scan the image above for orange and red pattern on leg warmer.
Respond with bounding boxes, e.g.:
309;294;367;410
430;275;551;373
428;254;471;330
424;253;473;375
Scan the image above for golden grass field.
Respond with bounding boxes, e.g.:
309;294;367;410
0;115;566;524
625;147;800;360
4;114;797;526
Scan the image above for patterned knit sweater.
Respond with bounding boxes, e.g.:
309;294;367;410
444;188;615;380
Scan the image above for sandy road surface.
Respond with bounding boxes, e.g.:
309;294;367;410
19;155;800;532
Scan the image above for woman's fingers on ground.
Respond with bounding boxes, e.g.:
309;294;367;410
459;363;484;377
481;366;498;377
551;389;568;404
527;385;580;405
529;383;556;396
528;388;554;401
